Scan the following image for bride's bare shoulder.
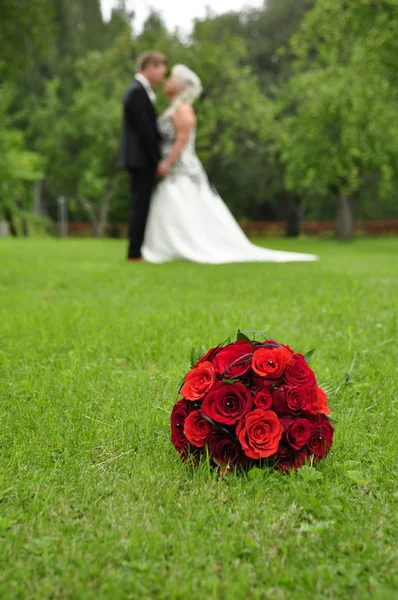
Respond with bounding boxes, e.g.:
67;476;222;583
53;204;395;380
173;103;196;127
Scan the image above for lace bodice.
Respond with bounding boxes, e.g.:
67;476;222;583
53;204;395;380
158;113;208;185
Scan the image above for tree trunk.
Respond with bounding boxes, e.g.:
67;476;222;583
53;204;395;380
285;194;303;237
17;200;29;236
4;209;18;236
32;180;44;215
78;180;114;238
77;195;98;236
22;216;29;236
336;194;354;241
94;184;114;238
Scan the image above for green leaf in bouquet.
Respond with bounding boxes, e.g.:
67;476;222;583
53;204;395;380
190;346;206;369
239;329;270;341
197;346;206;361
303;348;316;364
237;329;253;344
190;347;196;369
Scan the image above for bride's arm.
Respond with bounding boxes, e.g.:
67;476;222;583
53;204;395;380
158;104;196;177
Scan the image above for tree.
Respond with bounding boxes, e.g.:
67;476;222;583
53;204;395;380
0;85;45;235
32;33;134;236
279;0;398;239
197;0;316;229
0;0;54;83
104;0;134;42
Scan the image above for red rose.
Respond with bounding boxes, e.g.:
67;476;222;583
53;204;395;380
255;340;293;355
184;411;212;448
181;361;215;401
253;389;272;410
274;443;309;471
281;343;295;355
236;409;282;460
212;340;253;378
195;346;221;366
253;376;276;390
207;431;246;467
171;399;191;452
272;385;312;416
252;347;292;379
271;387;289;415
307;415;334;458
201;381;252;425
308;387;331;415
280;416;312;450
283;354;316;387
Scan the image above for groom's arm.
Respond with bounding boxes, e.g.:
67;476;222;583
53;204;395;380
125;88;160;166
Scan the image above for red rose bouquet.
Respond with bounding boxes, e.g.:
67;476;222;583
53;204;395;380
171;331;334;472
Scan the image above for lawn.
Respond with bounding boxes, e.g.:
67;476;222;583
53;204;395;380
0;237;397;600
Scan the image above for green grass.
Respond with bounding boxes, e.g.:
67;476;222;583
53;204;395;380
0;237;397;600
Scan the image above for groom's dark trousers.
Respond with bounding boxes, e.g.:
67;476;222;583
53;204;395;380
117;79;160;259
127;167;157;258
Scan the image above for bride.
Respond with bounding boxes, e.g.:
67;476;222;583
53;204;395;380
141;65;318;264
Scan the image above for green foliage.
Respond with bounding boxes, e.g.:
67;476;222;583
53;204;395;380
31;37;132;230
189;1;319;221
182;19;280;219
0;0;54;82
50;0;108;86
190;346;206;369
236;330;253;344
189;21;275;162
279;66;398;197
0;237;397;597
280;0;398;202
0;85;44;219
303;348;316;364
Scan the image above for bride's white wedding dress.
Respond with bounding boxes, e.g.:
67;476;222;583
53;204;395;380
141;112;318;264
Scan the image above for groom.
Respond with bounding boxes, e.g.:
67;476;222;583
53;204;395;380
118;51;167;261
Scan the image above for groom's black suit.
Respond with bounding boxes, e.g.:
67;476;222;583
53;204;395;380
118;80;160;259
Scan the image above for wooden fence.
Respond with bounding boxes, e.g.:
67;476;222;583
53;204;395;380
64;220;398;238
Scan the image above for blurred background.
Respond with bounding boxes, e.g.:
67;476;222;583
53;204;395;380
1;0;397;242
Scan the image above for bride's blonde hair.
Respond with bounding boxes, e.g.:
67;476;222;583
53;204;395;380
173;64;202;104
165;65;203;116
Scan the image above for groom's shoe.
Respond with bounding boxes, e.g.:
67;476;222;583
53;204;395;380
128;257;143;263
